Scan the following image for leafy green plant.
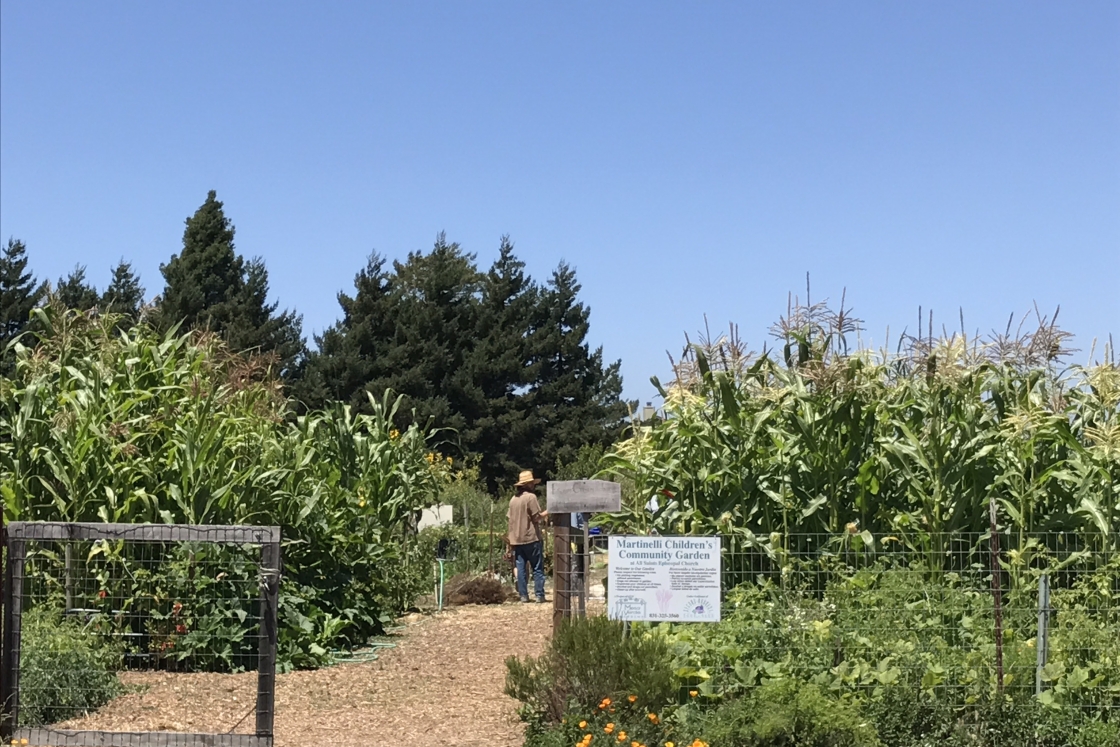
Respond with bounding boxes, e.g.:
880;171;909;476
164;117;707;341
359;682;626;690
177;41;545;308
0;304;446;669
701;680;881;747
506;615;678;725
18;609;123;726
599;301;1118;564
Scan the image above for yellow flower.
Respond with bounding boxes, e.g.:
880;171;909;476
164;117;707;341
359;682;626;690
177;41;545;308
389;428;400;440
632;742;641;747
604;723;615;734
666;743;675;747
689;690;699;697
579;721;588;728
628;694;638;703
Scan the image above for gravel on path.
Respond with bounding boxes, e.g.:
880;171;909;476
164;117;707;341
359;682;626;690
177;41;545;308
58;602;552;746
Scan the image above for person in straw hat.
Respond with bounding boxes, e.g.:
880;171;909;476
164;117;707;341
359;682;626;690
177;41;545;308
506;469;549;603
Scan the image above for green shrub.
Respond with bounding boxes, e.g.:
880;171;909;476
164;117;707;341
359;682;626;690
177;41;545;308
505;615;677;724
18;610;123;726
701;680;881;747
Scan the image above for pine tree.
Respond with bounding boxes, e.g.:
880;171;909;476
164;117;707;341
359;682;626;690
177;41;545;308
465;237;540;488
101;260;145;322
157;191;305;378
157;190;244;335
380;233;482;440
527;262;628;475
226;258;305;377
303;236;628;488
55;265;100;311
0;238;46;373
302;234;483;447
296;253;396;410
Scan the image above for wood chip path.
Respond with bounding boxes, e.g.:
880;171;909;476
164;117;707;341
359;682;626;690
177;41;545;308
59;602;552;746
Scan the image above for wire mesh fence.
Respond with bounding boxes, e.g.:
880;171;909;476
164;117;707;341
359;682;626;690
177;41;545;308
2;522;279;747
553;527;1120;717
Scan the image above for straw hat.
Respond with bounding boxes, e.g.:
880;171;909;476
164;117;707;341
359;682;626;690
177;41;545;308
515;470;541;487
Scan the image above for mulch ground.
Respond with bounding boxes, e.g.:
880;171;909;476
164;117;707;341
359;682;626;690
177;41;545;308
59;602;553;746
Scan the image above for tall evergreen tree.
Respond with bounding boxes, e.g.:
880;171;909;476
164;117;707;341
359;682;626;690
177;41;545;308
296;253;396;410
465;237;540;488
527;262;628;474
0;238;46;373
55;265;100;311
380;234;482;440
157;191;305;378
226;258;305;376
101;260;145;322
303;235;628;488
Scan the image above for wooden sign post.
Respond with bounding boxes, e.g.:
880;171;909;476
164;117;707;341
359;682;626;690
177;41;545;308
547;481;621;633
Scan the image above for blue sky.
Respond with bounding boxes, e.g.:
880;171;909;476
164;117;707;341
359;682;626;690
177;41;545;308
2;2;1117;402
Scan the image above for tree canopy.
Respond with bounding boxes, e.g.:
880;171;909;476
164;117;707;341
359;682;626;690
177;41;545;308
3;209;629;490
0;238;46;374
299;234;629;489
156;191;305;379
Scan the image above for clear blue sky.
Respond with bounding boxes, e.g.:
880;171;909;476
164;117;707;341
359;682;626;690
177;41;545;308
2;2;1117;402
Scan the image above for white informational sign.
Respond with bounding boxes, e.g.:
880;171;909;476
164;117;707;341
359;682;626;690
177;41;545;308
417;504;453;530
546;480;622;513
608;536;721;622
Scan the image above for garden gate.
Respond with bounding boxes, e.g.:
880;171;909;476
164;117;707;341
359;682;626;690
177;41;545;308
1;522;280;747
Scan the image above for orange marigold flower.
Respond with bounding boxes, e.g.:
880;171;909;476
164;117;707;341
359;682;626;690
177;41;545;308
647;713;659;724
604;724;614;734
579;721;588;728
628;694;637;703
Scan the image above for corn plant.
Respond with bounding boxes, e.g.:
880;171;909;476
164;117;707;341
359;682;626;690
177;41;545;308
0;303;445;668
601;301;1120;573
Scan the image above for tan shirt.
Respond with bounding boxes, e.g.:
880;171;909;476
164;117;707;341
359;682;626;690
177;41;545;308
508;490;544;546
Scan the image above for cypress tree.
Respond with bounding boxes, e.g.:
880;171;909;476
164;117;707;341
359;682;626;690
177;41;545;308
0;238;46;372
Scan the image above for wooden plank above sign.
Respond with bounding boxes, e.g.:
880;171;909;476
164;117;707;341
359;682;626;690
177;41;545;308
546;480;622;513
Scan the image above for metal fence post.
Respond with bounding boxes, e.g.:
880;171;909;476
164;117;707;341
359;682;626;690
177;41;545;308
1036;573;1051;696
255;540;281;739
579;516;589;618
552;513;571;633
1;537;26;740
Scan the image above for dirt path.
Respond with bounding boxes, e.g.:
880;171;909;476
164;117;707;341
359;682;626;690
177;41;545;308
59;602;552;746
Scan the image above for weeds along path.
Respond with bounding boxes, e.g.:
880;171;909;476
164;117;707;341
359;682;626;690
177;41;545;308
60;602;551;746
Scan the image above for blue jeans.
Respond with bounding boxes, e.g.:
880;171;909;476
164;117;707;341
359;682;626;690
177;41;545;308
514;541;546;601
